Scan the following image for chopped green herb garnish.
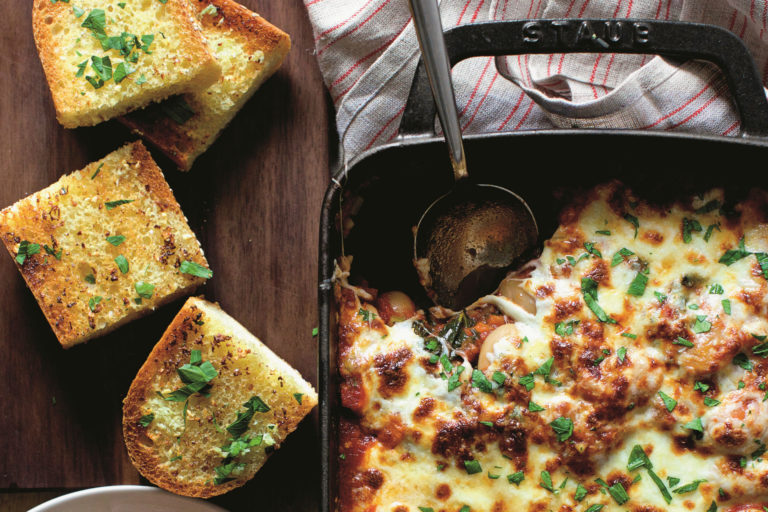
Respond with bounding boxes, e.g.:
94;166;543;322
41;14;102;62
134;281;154;299
88;295;102;312
647;467;672;504
138;413;154;427
539;470;554;492
293;393;303;404
105;199;134;210
507;471;524;485
733;353;754;371
582;277;615;323
519;374;535;391
550;416;574;442
692;315;711;334
624;213;639;238
617;346;627;363
722;299;731;315
607;482;629;505
106;235;125;246
574;483;588;501
226;396;270;438
84;273;96;284
719;236;750;265
81;8;106;35
667;476;680;487
528;401;545;412
43;245;62;260
709;283;724;294
611;247;634;267
658;391;677;412
627;444;652;471
693;381;710;392
555;319;579;336
673;479;706;494
471;369;493;393
180;260;213;279
621;332;637;339
595;230;611;235
479;421;494;427
682;218;703;243
584;506;604;512
683;417;703;433
464;459;482;475
584;242;603;258
15;241;40;265
673;337;693;348
627;271;648;297
654;291;667;303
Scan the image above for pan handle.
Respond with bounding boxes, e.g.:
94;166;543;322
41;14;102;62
400;19;768;138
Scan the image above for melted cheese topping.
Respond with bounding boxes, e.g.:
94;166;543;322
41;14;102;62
336;182;768;512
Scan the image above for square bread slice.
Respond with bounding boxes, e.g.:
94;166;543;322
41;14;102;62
119;0;291;170
122;297;318;498
0;141;211;348
32;0;222;128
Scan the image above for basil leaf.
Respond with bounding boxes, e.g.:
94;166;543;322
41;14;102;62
464;460;482;475
226;396;270;438
611;247;634;267
138;413;154;427
608;482;629;505
507;471;524;485
673;479;706;494
574;483;588;501
540;470;554;492
105;199;134;210
106;235;125;246
15;240;40;265
733;353;754;371
81;8;106;35
683;417;703;433
627;444;652;471
722;299;731;315
88;296;102;312
624;213;639;238
584;242;602;258
719;236;750;265
692;315;711;334
471;369;493;393
528;401;545;412
627;271;648;297
647;467;673;504
682;218;702;243
134;281;154;299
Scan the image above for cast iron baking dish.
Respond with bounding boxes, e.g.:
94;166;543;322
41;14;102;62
318;19;768;512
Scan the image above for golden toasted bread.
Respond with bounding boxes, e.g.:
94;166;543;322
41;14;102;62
122;297;317;497
0;141;211;348
32;0;222;128
120;0;290;170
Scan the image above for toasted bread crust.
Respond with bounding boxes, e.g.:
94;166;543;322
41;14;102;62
120;0;291;170
32;0;222;128
123;297;317;498
0;142;210;348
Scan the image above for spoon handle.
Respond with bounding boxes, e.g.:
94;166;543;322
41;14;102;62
407;0;468;181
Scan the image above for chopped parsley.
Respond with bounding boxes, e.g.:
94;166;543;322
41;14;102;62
584;241;602;258
507;471;524;485
719;236;750;265
105;199;134;210
682;218;703;243
528;401;545;412
607;482;629;505
162;350;218;402
115;255;129;274
581;277;615;323
471;369;493;393
293;393;303;404
106;235;125;246
464;459;482;475
673;479;706;494
15;241;40;265
611;247;634;267
43;244;62;260
624;213;639;238
733;353;754;371
179;260;213;279
574;483;588;501
693;381;710;393
617;346;627;363
654;291;667;303
135;281;154;299
226;396;270;438
88;296;102;312
519;374;535;391
704;223;720;242
709;283;724;294
722;299;731;315
692;315;711;334
683;417;703;433
627;444;651;471
539;470;555;492
667;476;680;487
554;319;579;336
550;417;573;442
84;273;96;284
658;391;677;412
627;270;649;297
673;337;693;348
138;413;154;427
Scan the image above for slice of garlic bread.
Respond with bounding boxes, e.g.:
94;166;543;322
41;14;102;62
0;141;211;348
32;0;222;128
122;297;317;497
120;0;290;170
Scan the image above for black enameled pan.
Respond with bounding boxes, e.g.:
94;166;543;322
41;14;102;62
318;19;768;512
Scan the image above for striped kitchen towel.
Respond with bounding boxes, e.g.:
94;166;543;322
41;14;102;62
305;0;768;163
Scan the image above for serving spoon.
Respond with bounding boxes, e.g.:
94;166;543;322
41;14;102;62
408;0;539;310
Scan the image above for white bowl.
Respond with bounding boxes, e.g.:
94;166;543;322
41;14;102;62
28;485;229;512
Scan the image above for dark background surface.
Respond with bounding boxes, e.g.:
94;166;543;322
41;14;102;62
0;1;331;510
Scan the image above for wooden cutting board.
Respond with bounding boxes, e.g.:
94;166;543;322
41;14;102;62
0;1;329;510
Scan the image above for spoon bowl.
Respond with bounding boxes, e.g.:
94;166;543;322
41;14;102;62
408;0;539;309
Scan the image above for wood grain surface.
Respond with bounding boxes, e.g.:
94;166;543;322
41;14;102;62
0;1;330;510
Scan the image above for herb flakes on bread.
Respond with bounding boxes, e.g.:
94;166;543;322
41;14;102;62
32;0;222;128
0;141;211;348
122;297;317;498
120;0;291;170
